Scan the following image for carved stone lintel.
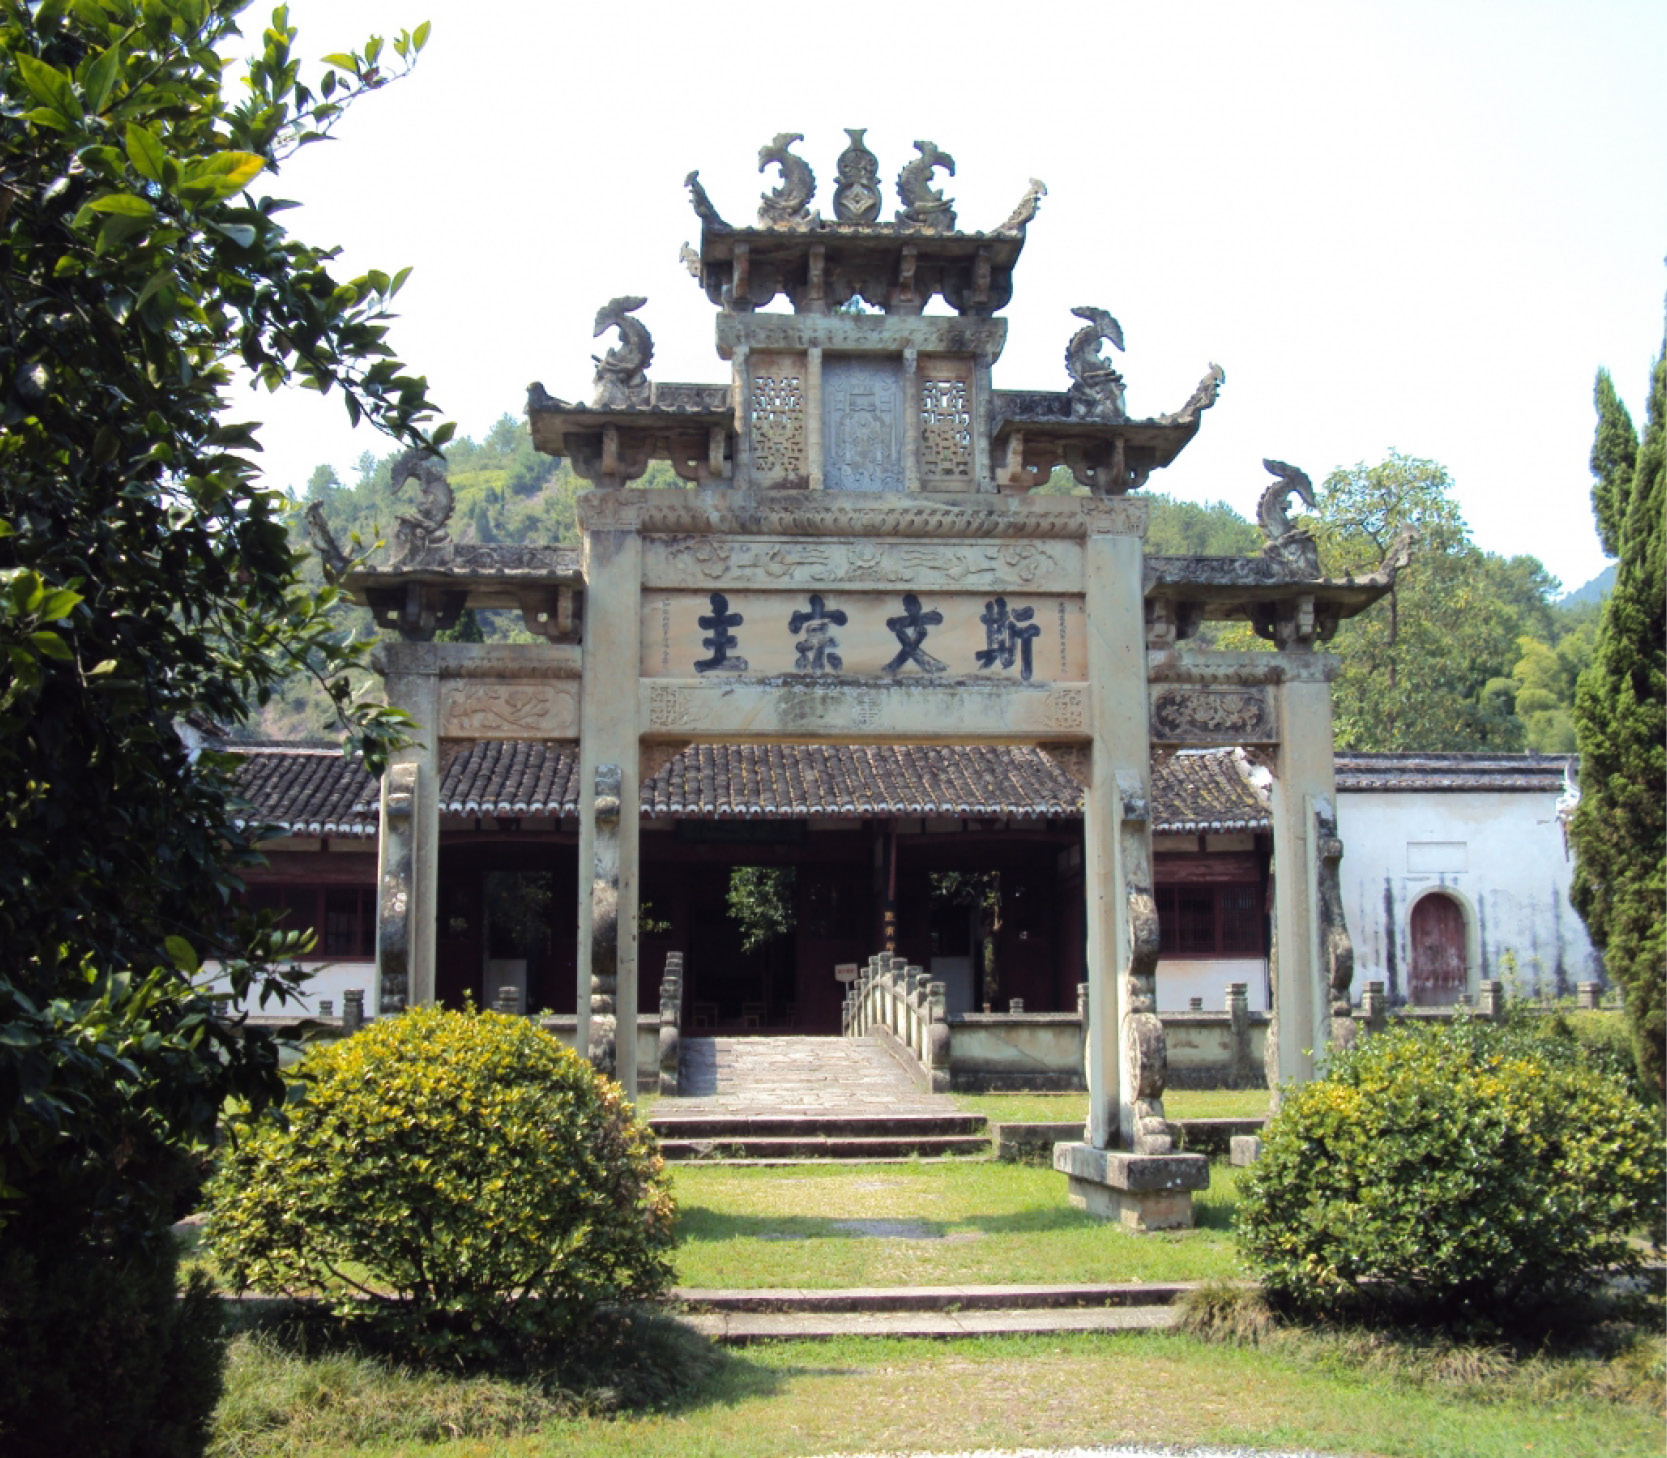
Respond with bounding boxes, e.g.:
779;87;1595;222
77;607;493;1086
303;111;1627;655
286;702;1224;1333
1149;684;1276;745
896;140;956;232
592;297;653;409
377;761;417;1014
758;132;816;226
832;128;882;225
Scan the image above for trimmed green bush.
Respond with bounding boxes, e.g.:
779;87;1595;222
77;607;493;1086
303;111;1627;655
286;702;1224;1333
1235;1016;1665;1322
206;1008;676;1362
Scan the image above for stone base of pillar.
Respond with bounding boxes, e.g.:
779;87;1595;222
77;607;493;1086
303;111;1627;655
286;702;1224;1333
1229;1134;1264;1167
1053;1143;1209;1231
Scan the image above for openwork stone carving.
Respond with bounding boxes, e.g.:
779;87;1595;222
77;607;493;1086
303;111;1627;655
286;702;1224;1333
1257;458;1320;577
919;366;975;485
1149;685;1275;744
592;296;654;409
758;132;816;226
1158;363;1226;426
1066;307;1127;421
832;128;882;225
897;140;957;232
388;451;454;568
749;355;808;485
999;178;1047;232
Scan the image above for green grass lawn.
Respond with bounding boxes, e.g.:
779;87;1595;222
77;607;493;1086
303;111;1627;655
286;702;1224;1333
211;1325;1667;1458
669;1159;1245;1289
952;1087;1271;1125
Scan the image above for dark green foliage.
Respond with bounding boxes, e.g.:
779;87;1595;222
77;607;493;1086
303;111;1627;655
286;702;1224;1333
1590;369;1638;559
206;1008;678;1365
1572;328;1667;1096
1;2;440;1448
1235;1018;1665;1324
0;1227;224;1458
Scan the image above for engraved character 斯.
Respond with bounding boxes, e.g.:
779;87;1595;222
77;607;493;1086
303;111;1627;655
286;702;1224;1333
976;596;1041;681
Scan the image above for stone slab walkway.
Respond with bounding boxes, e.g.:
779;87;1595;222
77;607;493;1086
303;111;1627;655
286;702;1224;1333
673;1035;952;1115
679;1304;1178;1341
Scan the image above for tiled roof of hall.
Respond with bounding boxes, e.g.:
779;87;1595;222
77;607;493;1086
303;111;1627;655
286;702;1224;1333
1333;752;1575;794
223;741;1276;835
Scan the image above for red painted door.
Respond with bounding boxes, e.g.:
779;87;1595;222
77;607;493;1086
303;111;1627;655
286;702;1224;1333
1409;893;1466;1006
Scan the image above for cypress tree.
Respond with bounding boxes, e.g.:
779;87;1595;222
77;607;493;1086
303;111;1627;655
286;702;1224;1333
1571;315;1666;1094
1590;369;1638;557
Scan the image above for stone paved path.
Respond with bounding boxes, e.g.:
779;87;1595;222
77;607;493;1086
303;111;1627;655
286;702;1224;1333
673;1035;952;1115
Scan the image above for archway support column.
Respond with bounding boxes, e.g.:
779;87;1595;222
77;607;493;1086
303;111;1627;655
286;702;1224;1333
374;643;440;1013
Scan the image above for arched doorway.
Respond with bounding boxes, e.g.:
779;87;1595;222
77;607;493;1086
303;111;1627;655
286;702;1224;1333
1409;891;1468;1006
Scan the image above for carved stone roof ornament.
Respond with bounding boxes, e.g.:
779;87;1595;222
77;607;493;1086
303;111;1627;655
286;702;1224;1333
388;450;453;568
1257;458;1320;578
1065;306;1127;421
832;128;882;225
684;170;729;229
591;296;653;409
897;140;956;233
758;133;817;227
1158;363;1226;426
999;178;1047;233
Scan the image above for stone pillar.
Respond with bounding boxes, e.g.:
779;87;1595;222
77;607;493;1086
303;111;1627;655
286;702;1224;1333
1056;523;1206;1228
374;643;440;1010
341;988;364;1034
576;524;642;1095
926;981;950;1094
1478;978;1505;1020
1577;981;1601;1011
1226;982;1252;1088
1266;662;1342;1093
1360;979;1388;1035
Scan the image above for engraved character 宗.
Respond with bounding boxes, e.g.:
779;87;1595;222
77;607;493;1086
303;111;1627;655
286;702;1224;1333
694;592;748;674
976;597;1041;681
884;593;946;674
788;593;848;673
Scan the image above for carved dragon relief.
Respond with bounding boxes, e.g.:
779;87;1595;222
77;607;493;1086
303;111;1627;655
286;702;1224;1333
1117;770;1175;1155
1158;363;1226;426
388;451;454;568
304;501;350;583
590;296;654;409
832;128;882;225
1257;458;1320;578
1065;307;1127;421
758;132;817;226
897;140;957;232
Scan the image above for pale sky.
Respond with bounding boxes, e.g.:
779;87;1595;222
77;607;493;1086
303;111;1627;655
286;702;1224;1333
247;0;1666;595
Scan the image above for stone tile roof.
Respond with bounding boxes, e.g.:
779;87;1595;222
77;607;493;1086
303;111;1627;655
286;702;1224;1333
228;741;1275;833
230;745;378;838
1334;752;1574;794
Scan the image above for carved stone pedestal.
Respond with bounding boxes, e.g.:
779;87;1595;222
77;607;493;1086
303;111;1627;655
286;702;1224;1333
1053;1142;1209;1231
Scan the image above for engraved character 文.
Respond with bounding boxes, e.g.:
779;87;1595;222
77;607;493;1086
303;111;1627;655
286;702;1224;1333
788;593;848;673
694;592;747;674
884;593;946;674
976;596;1041;681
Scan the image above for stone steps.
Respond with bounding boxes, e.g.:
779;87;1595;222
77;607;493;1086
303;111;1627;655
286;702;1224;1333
651;1112;992;1163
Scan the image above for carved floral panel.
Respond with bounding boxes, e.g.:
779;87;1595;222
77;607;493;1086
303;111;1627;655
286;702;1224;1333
439;682;579;739
1148;685;1276;744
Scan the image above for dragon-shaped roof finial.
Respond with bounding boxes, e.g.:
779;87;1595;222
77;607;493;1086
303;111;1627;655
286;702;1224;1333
757;132;816;227
1157;363;1226;427
1257;459;1319;577
591;295;653;409
998;178;1047;233
897;140;956;233
685;170;730;230
304;501;350;583
832;127;882;225
388;451;453;568
1065;306;1126;420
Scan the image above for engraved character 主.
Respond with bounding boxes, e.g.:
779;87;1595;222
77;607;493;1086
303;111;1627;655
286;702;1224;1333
884;593;946;675
694;592;747;674
788;593;848;673
976;596;1041;681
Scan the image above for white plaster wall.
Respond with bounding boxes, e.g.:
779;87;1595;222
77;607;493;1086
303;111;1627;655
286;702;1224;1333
203;960;378;1015
1156;957;1269;1013
1335;790;1599;1003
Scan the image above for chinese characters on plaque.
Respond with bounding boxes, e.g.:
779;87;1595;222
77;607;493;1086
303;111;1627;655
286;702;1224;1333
658;589;1085;683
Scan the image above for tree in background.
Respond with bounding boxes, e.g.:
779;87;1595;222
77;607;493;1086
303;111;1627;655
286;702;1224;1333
0;2;440;1450
1310;454;1551;751
1571;317;1666;1094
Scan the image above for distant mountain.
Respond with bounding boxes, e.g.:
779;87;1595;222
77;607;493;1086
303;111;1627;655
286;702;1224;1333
1560;564;1617;607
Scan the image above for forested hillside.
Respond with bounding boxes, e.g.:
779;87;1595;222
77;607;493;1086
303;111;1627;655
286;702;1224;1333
255;419;1594;755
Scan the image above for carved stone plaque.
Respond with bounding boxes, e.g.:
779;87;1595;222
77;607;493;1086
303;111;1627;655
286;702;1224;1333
1149;685;1276;744
440;682;579;739
644;536;1082;592
823;356;904;492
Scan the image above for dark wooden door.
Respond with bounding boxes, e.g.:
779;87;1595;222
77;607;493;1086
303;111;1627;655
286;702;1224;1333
1410;893;1467;1006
